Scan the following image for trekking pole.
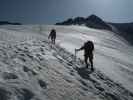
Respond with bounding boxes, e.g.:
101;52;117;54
74;49;77;63
48;38;52;48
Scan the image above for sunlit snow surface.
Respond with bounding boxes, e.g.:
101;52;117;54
49;25;133;92
0;25;133;100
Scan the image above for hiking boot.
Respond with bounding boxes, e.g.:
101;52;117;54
91;67;94;71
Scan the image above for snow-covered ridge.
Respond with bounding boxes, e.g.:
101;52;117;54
0;25;133;100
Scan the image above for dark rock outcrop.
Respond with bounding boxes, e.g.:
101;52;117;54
109;22;133;45
85;15;111;30
56;14;112;30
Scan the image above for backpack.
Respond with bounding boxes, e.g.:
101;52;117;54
84;41;94;51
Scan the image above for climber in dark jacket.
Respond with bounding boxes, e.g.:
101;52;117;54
48;29;56;44
75;40;94;71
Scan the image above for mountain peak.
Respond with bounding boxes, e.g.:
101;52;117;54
87;14;99;20
56;14;111;30
86;15;104;23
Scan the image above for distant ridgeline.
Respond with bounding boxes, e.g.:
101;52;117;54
110;22;133;45
0;21;21;25
56;15;112;31
56;14;133;45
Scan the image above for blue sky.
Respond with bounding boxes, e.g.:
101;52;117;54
0;0;133;24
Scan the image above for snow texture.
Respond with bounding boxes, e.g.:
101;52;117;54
0;25;132;100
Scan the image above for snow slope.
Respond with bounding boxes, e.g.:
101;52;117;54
41;25;133;92
0;25;133;100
